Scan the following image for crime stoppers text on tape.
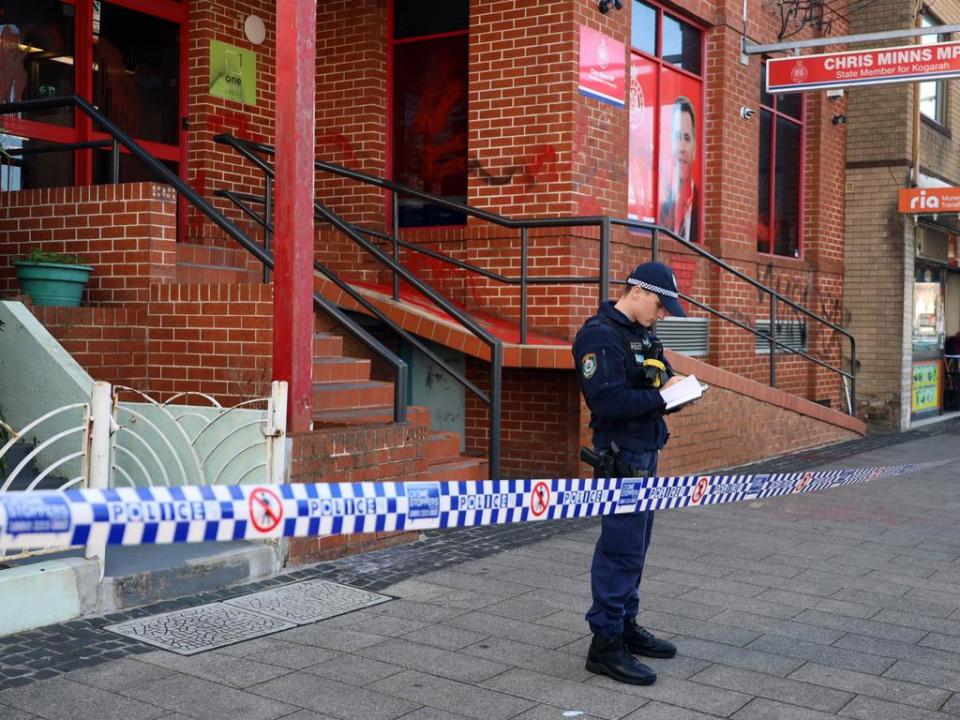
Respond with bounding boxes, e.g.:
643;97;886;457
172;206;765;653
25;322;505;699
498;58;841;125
0;459;945;551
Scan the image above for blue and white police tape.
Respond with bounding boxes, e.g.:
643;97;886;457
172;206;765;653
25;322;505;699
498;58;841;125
0;459;947;551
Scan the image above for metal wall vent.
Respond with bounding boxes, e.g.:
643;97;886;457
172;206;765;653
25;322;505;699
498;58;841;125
755;319;807;354
655;317;709;357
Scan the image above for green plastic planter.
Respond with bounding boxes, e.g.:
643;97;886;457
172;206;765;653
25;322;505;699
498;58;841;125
13;261;94;307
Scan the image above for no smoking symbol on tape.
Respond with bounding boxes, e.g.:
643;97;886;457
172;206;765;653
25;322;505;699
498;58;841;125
530;481;550;517
249;487;283;533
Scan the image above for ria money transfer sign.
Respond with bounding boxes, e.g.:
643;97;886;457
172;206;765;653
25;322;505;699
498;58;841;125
767;40;960;93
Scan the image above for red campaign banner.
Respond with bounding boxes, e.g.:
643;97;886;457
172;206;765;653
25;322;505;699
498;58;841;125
578;25;626;108
628;55;657;222
657;69;701;244
767;40;960;93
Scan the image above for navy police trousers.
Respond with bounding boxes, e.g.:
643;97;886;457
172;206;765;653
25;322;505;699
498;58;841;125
585;448;658;638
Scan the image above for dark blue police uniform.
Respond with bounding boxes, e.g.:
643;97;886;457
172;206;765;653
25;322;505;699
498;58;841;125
573;300;670;638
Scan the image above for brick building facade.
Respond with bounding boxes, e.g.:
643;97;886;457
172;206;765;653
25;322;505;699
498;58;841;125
844;0;960;429
1;0;860;494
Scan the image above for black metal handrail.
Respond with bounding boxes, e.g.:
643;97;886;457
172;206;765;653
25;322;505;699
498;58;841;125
213;132;857;416
213;135;504;475
0;95;409;425
0;138;121;183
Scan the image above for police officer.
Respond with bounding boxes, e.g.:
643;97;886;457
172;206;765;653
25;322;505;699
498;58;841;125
573;261;686;686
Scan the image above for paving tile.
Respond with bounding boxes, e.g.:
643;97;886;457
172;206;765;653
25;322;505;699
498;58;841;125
304;654;404;686
444;610;583;649
380;579;463;602
246;671;419;720
393;707;475;720
676;590;804;620
731;697;847;720
480;668;647;720
788;662;952;709
746;634;894;675
829;588;955;619
121;674;297;720
399;623;488;650
668;637;805;677
883;659;960;692
651;571;767;600
689;664;853;713
838;695;952;720
708;610;845;646
271;625;384;652
371;599;464;623
586;670;752;717
636;609;762;647
832;633;960;672
513;705;609;720
638;593;723;621
368;669;535;720
66;657;178;691
919;633;960;654
338;613;429;638
1;676;169;720
941;694;960;715
791;609;928;643
462;636;593;681
871;610;960;637
355;637;507;683
0;703;42;720
621;701;724;719
413;570;532;598
130;648;293;688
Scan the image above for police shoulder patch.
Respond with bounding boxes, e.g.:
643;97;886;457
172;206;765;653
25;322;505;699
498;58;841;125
582;352;598;379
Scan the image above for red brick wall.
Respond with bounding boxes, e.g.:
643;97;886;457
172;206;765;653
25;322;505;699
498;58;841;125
31;284;274;407
0;183;177;305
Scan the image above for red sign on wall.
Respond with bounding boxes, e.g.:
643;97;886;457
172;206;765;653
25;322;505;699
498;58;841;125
767;40;960;93
578;25;625;108
898;187;960;214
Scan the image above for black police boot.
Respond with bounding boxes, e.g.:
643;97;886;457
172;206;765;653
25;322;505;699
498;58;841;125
585;634;657;685
623;618;677;658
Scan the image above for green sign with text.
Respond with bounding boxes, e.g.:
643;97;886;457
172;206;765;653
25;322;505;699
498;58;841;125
209;40;256;106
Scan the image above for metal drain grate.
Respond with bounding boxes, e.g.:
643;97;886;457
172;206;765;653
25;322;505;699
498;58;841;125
223;578;392;624
106;579;392;655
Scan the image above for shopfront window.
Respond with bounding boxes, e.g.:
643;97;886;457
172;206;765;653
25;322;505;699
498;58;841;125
93;3;180;146
758;65;804;258
0;0;76;127
920;13;947;125
390;0;468;227
628;1;703;243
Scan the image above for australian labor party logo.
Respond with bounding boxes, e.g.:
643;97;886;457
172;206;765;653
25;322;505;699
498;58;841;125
597;38;610;70
582;353;597;379
790;62;809;84
630;76;645;130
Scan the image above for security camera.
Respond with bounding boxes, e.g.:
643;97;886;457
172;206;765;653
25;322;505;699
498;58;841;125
739;106;755;120
598;0;624;13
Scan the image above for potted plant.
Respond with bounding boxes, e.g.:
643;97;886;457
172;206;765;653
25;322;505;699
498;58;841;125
12;250;93;307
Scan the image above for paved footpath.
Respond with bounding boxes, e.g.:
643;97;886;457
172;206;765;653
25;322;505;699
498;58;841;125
2;419;960;720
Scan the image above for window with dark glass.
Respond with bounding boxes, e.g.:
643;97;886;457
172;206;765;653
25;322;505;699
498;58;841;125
0;0;76;127
920;13;947;125
758;65;803;258
391;0;468;227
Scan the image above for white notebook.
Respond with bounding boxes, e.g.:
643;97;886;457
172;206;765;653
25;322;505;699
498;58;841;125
660;374;708;411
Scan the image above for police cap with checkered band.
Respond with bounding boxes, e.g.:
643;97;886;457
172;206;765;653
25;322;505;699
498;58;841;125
626;262;686;317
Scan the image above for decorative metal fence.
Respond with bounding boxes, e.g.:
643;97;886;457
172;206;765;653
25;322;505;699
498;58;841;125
0;381;288;565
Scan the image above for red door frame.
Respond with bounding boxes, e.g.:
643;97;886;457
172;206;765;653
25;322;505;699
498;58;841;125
3;0;188;198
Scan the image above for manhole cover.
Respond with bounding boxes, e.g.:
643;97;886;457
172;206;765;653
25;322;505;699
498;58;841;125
223;578;392;624
105;603;296;655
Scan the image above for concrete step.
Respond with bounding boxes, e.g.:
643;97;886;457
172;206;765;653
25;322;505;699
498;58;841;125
312;356;371;384
0;541;282;636
313;405;395;426
312;380;395;412
423;457;489;482
424;431;462;464
314;332;345;358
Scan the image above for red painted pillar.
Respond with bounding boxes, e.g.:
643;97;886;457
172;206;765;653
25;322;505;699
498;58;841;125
273;0;316;432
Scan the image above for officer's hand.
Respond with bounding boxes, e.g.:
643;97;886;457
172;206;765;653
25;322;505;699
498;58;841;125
661;375;684;390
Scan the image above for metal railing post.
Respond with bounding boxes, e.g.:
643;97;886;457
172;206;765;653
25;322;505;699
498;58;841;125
769;295;777;388
849;337;858;416
264;381;289;483
599;218;610;303
394;362;408;423
263;174;273;283
392;193;400;301
520;227;528;344
110;139;120;184
652;227;659;262
84;381;113;578
489;342;503;480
